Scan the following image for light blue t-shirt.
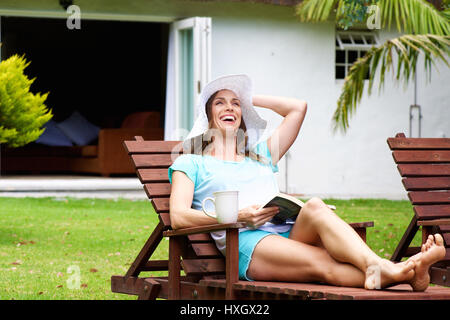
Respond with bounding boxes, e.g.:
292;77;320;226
168;139;292;255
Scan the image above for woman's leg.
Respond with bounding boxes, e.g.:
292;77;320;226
288;197;415;289
247;234;366;287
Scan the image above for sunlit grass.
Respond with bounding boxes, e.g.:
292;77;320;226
0;197;420;300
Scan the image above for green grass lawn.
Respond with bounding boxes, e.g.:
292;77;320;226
0;196;422;300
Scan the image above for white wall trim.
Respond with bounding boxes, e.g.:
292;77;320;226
0;8;176;22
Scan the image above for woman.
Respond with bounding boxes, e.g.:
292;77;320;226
168;74;445;291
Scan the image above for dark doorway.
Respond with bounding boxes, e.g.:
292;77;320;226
1;16;168;128
0;17;168;176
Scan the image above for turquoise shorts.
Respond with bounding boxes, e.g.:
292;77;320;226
238;228;291;281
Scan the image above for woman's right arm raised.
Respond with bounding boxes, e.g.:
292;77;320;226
169;171;217;229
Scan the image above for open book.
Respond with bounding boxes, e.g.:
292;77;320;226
259;193;336;224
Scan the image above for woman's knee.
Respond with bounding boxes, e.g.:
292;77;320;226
301;197;330;223
304;197;327;211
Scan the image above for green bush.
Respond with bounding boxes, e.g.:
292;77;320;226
0;54;52;147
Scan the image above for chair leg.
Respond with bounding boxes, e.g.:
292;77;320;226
391;216;419;262
226;228;239;300
126;222;164;278
168;237;181;299
137;279;161;300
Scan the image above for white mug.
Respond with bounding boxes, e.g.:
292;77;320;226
202;190;239;224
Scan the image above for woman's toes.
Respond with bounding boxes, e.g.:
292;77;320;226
434;233;444;246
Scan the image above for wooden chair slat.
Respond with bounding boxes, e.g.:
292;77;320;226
444;233;450;245
393;150;450;163
152;197;170;213
413;205;450;219
191;243;222;258
408;191;450;204
142;260;169;271
398;164;450;177
144;183;171;198
187;233;214;242
131;154;178;168
137;168;170;183
441;225;450;232
445;249;450;261
232;281;312;298
181;258;225;275
159;213;171;228
402;177;450;190
387;137;450;150
124;140;183;154
417;218;450;226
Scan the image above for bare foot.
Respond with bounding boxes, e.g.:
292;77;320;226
365;258;415;290
408;234;446;292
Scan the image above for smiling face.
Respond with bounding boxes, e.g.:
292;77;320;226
206;89;242;135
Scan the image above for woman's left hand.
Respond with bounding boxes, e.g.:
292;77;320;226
238;204;280;229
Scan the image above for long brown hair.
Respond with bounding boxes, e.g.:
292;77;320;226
185;90;267;164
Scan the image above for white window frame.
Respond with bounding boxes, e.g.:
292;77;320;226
172;17;211;137
335;31;379;80
336;30;380;51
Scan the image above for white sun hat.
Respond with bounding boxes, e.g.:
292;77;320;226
183;74;267;150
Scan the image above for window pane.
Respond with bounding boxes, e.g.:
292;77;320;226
348;50;358;63
179;28;194;131
365;35;375;44
353;34;364;44
336;66;345;79
335;50;345;63
340;34;352;44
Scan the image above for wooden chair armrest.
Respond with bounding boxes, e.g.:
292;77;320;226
417;219;450;226
163;222;246;237
163;221;373;237
349;221;374;228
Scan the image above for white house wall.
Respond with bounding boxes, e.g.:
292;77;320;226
211;18;449;200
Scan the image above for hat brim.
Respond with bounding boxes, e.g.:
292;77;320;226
184;74;267;148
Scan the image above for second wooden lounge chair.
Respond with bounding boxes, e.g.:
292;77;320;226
387;133;450;287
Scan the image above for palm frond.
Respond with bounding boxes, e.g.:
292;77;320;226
333;34;450;133
295;0;340;23
295;0;450;35
379;0;450;35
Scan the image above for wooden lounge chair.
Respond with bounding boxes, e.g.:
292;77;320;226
111;137;450;300
387;133;450;287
